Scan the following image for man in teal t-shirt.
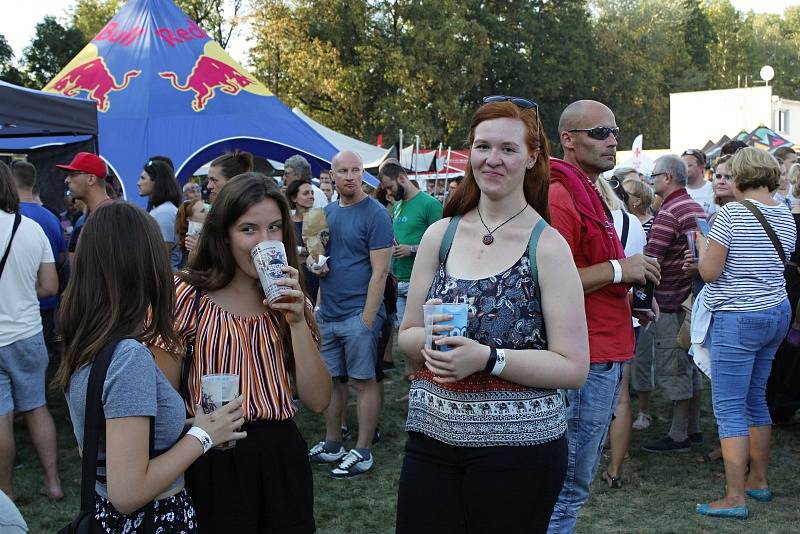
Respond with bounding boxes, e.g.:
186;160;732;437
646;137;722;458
378;158;443;325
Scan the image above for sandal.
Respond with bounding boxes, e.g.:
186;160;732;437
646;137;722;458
696;447;722;464
632;412;652;430
602;470;623;489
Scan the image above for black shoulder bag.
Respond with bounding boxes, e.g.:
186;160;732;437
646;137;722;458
0;213;22;281
738;200;787;265
58;339;156;534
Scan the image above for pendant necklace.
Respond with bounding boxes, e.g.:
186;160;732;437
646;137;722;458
477;204;528;245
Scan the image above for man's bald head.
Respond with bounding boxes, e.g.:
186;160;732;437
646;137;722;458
332;150;363;169
558;100;614;134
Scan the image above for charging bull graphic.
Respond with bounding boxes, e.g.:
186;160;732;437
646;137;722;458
43;45;139;112
160;41;271;112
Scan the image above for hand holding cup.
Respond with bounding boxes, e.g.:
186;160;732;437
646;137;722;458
192;395;247;450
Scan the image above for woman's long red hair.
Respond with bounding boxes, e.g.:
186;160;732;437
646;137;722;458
443;101;551;223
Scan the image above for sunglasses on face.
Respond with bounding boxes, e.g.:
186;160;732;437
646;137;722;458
568;126;620;140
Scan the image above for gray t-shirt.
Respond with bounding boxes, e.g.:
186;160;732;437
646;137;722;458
66;339;185;499
149;202;181;270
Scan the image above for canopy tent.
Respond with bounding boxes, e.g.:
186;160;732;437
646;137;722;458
292;108;393;169
703;126;794;160
42;0;374;207
0;80;99;209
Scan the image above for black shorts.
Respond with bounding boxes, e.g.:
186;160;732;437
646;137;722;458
185;419;315;534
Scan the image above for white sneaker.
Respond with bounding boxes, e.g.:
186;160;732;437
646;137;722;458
308;441;346;463
330;449;373;478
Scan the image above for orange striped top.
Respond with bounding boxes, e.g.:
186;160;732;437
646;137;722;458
162;278;302;422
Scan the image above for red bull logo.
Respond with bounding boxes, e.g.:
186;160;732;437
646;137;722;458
160;56;255;112
159;41;271;112
44;49;140;112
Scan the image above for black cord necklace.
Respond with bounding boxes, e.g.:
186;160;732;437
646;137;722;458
477;204;528;245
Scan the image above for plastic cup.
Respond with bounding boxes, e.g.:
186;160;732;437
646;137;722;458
422;303;469;352
187;220;203;237
200;373;239;450
686;230;698;258
632;280;655;312
251;240;291;304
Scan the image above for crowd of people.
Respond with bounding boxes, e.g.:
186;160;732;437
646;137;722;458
0;95;798;533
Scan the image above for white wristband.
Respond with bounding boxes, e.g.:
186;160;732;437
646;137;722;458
609;260;622;284
490;348;507;376
186;426;213;454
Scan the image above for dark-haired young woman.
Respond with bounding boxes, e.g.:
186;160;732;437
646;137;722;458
55;202;245;533
395;99;589;533
151;172;330;533
285;179;319;305
138;159;183;269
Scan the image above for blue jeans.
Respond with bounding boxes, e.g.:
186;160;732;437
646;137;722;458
395;281;410;327
710;300;790;439
548;362;623;534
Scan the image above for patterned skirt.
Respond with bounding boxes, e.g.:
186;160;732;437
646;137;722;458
94;488;197;533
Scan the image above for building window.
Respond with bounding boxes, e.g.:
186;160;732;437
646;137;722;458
776;109;790;133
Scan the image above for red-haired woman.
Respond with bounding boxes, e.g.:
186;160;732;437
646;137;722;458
395;98;590;533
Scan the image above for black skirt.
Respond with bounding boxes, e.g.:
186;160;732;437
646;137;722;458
186;419;315;534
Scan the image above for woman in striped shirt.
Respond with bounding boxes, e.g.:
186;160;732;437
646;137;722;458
696;148;795;519
152;173;330;533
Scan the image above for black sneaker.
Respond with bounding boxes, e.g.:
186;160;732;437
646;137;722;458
642;436;691;453
689;432;704;446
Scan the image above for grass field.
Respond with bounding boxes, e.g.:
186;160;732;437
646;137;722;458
11;348;800;534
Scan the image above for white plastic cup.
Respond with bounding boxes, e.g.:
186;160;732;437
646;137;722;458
250;240;290;304
200;373;239;449
187;220;203;237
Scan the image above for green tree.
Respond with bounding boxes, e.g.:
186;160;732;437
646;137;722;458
705;0;756;90
680;0;716;88
70;0;121;40
0;33;30;86
22;16;85;88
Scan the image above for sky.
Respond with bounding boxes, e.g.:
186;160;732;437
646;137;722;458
1;0;798;64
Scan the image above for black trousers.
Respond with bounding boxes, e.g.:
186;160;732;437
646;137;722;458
186;419;315;534
396;432;567;534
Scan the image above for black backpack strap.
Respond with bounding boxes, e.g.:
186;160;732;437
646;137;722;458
180;287;203;402
82;338;156;532
438;215;462;265
527;218;548;303
0;213;22;281
620;211;630;249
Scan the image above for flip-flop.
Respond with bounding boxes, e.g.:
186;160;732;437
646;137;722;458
602;470;623;489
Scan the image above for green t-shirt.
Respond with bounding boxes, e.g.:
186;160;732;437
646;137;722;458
392;191;443;282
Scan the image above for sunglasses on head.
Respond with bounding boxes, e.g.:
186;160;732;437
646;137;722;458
681;149;706;165
568;126;620;140
481;95;541;146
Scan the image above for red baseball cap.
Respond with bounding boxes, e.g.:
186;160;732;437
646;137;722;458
56;152;107;179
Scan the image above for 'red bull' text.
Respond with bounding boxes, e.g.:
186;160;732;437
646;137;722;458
157;19;208;47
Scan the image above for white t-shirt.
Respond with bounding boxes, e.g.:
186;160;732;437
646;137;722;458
686;181;718;216
612;210;647;327
705;200;796;312
0;211;55;347
312;184;329;208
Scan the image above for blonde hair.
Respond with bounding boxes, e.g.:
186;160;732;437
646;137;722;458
624;179;654;214
729;147;780;193
597;177;627;212
789;163;800;198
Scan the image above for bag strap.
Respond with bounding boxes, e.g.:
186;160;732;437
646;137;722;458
620;211;630;249
180;287;203;402
81;338;155;531
438;215;462;265
737;200;786;264
0;213;22;281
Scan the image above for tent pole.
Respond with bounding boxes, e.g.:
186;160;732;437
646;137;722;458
399;129;403;167
414;135;420;182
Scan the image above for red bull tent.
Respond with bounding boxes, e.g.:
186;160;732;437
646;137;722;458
42;0;374;206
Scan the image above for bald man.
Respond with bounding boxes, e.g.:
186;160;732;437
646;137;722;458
308;150;394;478
547;101;660;533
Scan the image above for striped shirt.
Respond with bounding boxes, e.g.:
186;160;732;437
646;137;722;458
645;188;706;312
705;201;796;312
160;278;302;422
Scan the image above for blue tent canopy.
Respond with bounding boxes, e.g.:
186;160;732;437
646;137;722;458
43;0;374;205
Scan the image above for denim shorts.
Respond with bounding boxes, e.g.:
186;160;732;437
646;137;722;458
395;281;410;327
318;314;384;380
0;331;49;415
710;300;791;438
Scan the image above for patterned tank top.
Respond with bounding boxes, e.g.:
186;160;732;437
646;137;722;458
405;246;567;447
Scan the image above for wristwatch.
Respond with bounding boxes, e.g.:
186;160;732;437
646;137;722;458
410;245;418;255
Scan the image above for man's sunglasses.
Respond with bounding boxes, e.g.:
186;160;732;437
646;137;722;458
567;127;620;140
481;95;541;146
